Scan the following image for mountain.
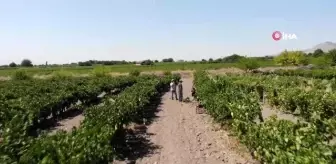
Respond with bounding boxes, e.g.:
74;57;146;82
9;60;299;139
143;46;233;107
303;41;336;53
271;41;336;56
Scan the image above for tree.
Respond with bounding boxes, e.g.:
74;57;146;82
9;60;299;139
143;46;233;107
9;62;17;67
238;57;260;71
327;49;336;66
306;52;313;56
208;58;213;63
222;54;244;63
274;50;308;66
162;58;174;62
314;56;331;68
214;58;222;63
313;49;324;57
141;59;154;65
78;61;92;66
21;59;33;67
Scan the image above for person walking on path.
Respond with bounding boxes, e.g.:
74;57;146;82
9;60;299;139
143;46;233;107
178;80;183;102
170;79;177;100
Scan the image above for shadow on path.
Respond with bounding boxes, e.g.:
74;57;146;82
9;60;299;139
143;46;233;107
39;107;83;131
112;92;166;163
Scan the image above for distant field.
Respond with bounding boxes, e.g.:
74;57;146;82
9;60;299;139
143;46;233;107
0;61;276;76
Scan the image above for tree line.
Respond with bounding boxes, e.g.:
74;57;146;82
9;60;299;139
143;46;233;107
274;48;336;66
1;58;177;68
2;48;335;68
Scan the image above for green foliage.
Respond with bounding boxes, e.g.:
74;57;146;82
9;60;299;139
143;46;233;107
326;49;336;66
0;76;170;163
171;73;181;82
129;70;141;76
0;76;140;163
0;59;278;77
21;59;33;67
12;70;31;80
194;71;335;163
263;69;336;80
52;69;73;79
312;56;332;68
140;60;154;65
9;62;17;67
162;58;174;62
274;50;308;66
163;71;172;76
313;49;324;57
92;66;108;77
78;61;92;66
223;54;245;63
238;57;260;71
306;52;313;56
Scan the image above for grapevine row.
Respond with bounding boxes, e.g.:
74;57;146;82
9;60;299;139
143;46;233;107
222;74;336;140
0;75;175;163
194;71;335;163
261;68;336;80
0;76;141;163
0;76;137;132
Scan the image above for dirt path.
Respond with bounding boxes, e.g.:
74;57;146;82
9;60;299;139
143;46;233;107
49;114;84;135
133;78;257;164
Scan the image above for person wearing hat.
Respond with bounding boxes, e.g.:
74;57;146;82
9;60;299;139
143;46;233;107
177;79;183;102
170;79;177;100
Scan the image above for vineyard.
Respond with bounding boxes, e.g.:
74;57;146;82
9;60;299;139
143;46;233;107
262;68;336;80
0;74;179;163
1;68;336;163
194;70;336;163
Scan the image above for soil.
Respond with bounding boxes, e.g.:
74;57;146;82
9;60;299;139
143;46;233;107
115;77;257;164
260;104;300;123
0;76;10;81
47;75;257;163
49;114;84;135
44;71;259;163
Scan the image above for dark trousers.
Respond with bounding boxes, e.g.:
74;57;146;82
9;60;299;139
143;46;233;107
178;91;183;102
171;91;177;100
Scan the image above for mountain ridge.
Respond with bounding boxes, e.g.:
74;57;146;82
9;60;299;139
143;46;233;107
303;41;336;53
271;41;336;56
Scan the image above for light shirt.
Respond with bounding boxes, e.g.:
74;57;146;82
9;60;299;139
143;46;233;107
170;82;176;91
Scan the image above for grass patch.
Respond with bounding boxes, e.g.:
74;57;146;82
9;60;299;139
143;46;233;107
52;69;73;79
129;70;141;76
92;66;109;77
12;70;31;80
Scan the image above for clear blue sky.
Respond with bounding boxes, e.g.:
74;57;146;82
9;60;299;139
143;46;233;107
0;0;335;65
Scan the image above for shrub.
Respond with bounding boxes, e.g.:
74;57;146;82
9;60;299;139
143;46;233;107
140;60;154;65
52;70;73;80
274;50;308;66
172;73;181;81
129;70;141;76
92;66;108;77
163;71;172;76
238;58;260;71
12;70;31;80
313;56;331;68
327;49;336;66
